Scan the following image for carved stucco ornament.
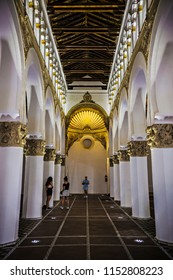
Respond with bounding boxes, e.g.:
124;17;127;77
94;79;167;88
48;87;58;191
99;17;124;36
0;122;26;147
128;140;149;157
113;154;119;164
118;149;130;162
25;139;46;156
55;154;62;164
146;124;173;148
44;148;56;161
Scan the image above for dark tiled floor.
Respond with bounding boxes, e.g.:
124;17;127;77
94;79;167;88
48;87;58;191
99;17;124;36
0;194;173;260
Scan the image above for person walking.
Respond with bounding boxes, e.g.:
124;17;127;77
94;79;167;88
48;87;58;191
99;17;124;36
82;176;90;198
60;176;70;209
45;176;53;209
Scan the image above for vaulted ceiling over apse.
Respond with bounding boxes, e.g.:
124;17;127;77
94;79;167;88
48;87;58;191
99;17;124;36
46;0;126;92
66;92;109;152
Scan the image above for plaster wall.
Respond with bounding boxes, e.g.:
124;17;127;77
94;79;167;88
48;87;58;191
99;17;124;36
67;138;107;194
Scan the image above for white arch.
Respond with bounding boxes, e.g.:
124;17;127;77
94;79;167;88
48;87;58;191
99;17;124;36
55;106;61;152
118;88;129;147
25;48;44;138
149;0;173;122
129;52;147;139
45;86;55;146
112;108;119;151
0;0;25;121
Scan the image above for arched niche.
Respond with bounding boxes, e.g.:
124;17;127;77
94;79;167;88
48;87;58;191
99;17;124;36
129;52;147;139
55;107;61;152
45;87;55;146
118;89;129;147
25;49;44;138
0;0;24;121
149;0;173;121
112;109;119;152
109;119;113;156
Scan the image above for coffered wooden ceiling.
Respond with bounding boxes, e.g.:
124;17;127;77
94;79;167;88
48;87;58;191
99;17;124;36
47;0;126;90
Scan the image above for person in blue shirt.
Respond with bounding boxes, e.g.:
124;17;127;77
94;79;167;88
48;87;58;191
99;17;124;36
82;176;90;198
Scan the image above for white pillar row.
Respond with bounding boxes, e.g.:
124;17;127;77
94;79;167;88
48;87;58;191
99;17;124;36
22;139;45;219
147;124;173;244
113;154;120;201
109;156;114;197
43;148;56;208
54;154;62;200
128;140;150;219
0;122;26;245
118;149;131;207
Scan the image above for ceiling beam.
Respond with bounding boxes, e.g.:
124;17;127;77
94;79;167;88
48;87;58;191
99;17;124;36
61;58;112;63
65;70;110;74
57;45;115;51
47;4;125;13
53;27;120;33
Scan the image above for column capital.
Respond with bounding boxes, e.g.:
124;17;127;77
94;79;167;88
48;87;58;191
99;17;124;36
25;139;46;156
146;124;173;148
44;148;56;161
109;156;114;167
128;140;149;156
55;154;62;164
118;149;130;162
0;122;26;147
113;154;119;164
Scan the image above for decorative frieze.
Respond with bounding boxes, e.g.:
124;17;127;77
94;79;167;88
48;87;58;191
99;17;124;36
44;148;56;161
146;124;173;148
128;140;149;157
0;122;26;147
118;149;130;162
25;139;46;156
55;154;62;164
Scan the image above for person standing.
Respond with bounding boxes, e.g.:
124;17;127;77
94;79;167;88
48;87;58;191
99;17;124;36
45;176;53;209
82;176;89;198
60;176;70;209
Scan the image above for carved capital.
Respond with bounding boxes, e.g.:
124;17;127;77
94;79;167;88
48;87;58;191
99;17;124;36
55;154;62;164
25;139;46;156
113;154;119;164
44;148;56;161
0;122;26;147
61;155;66;166
146;124;173;148
109;156;114;167
128;140;149;157
118;149;130;162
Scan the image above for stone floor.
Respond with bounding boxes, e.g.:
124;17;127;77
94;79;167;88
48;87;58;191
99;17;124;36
0;194;173;260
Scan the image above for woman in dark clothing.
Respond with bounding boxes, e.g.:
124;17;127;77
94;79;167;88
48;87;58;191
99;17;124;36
60;176;70;209
45;176;53;209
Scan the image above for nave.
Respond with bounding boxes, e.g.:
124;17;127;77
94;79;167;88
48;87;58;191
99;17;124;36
0;194;172;260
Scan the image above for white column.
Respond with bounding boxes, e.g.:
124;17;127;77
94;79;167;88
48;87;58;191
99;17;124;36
60;154;66;187
113;154;120;201
22;139;45;219
43;148;56;208
131;157;150;218
147;123;173;243
109;157;114;197
54;154;62;200
129;141;150;219
119;150;131;207
151;148;173;243
0;122;25;245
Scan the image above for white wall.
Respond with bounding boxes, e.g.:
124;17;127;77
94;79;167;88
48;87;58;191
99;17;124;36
67;137;107;194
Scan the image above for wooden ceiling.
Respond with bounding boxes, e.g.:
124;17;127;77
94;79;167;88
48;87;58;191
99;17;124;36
47;0;126;90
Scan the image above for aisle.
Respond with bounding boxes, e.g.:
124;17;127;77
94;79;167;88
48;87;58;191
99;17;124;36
1;195;173;260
